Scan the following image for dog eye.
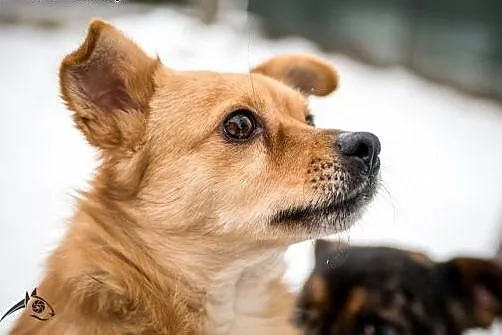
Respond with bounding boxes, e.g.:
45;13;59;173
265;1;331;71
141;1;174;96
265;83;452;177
222;110;259;142
306;114;315;127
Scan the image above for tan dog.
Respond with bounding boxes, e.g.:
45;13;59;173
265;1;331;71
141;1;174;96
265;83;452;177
10;19;380;334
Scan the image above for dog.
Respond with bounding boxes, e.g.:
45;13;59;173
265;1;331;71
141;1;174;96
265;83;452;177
9;19;380;334
294;239;502;334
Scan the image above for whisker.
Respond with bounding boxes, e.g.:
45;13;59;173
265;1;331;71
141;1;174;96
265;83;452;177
378;180;400;222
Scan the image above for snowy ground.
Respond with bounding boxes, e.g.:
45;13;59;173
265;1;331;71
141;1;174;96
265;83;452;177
1;6;502;334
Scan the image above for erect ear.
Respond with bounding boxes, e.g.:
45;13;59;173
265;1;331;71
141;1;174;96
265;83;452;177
251;54;339;97
438;257;502;329
314;238;349;264
59;19;160;151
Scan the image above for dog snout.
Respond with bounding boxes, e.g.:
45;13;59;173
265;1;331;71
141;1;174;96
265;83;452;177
336;132;381;173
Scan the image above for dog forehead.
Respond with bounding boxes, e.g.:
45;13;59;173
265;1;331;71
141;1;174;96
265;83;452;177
153;69;308;118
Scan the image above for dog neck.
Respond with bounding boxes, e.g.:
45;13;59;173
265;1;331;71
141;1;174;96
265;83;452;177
43;192;296;334
202;248;289;334
141;223;295;334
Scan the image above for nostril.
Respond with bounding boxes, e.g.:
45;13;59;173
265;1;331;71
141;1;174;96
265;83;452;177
354;141;371;162
336;132;380;170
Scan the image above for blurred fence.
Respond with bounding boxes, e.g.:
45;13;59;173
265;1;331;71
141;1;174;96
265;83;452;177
248;0;502;102
2;0;502;102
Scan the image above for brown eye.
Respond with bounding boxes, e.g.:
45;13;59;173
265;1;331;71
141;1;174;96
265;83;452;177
306;114;315;127
222;110;259;142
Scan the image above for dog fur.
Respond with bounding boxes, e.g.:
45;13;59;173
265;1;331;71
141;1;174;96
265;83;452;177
294;240;502;334
10;19;379;334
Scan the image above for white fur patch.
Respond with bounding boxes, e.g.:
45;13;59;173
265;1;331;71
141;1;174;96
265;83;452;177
203;250;288;335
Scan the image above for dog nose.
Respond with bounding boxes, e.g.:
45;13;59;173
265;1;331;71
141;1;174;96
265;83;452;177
337;132;381;171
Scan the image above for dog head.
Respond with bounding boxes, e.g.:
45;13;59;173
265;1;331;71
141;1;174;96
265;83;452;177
59;20;380;248
294;240;502;335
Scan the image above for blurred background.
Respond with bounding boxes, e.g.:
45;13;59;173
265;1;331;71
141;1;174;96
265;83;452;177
1;0;502;333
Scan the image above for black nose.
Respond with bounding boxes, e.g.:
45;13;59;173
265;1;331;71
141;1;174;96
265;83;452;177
337;132;381;171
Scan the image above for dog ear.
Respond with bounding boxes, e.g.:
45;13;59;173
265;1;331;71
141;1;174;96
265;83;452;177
314;239;349;264
437;257;502;330
59;19;160;151
292;274;330;330
251;54;339;97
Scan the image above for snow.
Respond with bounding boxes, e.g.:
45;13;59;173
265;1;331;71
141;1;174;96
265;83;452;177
1;7;501;334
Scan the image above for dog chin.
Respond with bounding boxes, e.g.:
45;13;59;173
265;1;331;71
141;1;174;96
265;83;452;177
271;177;378;236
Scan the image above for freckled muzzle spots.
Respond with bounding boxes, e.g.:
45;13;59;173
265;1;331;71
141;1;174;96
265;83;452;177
307;158;350;196
269;141;379;236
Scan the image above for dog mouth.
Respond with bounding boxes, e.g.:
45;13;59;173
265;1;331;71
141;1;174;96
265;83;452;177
270;169;379;233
